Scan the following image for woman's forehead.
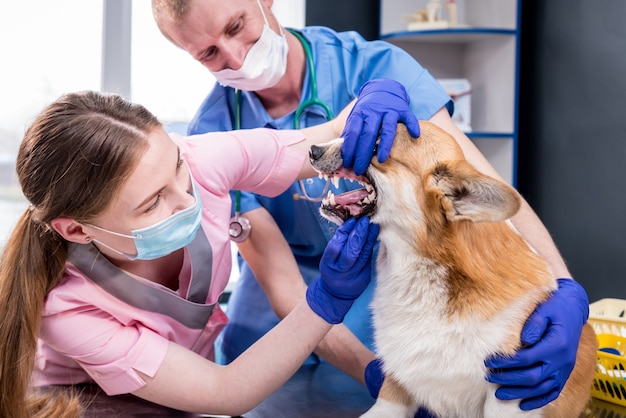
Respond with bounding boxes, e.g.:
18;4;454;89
112;129;178;212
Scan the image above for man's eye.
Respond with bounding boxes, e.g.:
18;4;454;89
200;47;216;62
229;21;242;36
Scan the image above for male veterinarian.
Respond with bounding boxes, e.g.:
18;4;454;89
152;0;590;411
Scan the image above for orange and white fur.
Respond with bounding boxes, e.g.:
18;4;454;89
309;122;597;418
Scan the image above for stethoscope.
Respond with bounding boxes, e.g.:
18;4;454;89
229;83;252;243
229;29;334;242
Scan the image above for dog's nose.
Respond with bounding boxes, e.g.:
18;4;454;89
309;145;325;161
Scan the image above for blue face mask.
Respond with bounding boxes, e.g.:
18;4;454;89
88;179;203;260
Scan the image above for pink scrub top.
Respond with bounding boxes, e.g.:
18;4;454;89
32;128;306;395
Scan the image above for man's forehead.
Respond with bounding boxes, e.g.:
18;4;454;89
186;0;250;25
177;0;246;41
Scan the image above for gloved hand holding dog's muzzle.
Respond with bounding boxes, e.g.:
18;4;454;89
306;217;379;324
341;78;420;176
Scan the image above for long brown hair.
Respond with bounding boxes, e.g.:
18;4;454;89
0;91;160;418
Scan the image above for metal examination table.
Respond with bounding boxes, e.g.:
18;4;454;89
44;362;625;417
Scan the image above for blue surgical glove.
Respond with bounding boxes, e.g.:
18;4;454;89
485;278;589;410
364;359;437;418
306;217;379;324
364;358;385;398
341;78;420;175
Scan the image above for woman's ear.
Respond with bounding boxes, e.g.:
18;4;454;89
50;218;91;244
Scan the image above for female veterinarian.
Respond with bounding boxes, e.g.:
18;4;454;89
0;82;401;418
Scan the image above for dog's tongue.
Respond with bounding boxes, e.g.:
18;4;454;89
334;189;370;216
334;189;370;204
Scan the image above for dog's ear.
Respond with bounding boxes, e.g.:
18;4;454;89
427;160;521;223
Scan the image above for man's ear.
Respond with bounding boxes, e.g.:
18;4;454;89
50;218;91;244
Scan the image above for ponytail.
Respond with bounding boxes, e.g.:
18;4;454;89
0;210;81;418
0;90;160;418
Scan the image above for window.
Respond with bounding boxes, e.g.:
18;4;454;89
131;1;212;131
0;0;103;247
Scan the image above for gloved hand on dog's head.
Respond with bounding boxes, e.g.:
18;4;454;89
341;78;420;176
364;358;438;418
306;217;379;324
485;278;589;410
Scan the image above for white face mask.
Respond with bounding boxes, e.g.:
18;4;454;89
213;0;288;91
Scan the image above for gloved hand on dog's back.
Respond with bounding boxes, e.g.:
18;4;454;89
485;278;589;410
341;78;420;175
306;217;379;324
364;358;437;418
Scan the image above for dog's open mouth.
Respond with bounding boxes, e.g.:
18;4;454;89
318;168;377;223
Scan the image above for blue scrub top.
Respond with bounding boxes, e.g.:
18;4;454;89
188;26;452;365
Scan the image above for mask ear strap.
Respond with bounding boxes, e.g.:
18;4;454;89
91;237;138;260
256;0;270;27
87;223;136;239
256;0;284;36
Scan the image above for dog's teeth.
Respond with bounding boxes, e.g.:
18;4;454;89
365;184;374;192
331;176;340;188
362;196;371;204
323;190;335;206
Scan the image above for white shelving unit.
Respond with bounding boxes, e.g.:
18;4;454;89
380;0;521;185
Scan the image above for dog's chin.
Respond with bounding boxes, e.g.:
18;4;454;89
319;203;377;225
318;169;377;226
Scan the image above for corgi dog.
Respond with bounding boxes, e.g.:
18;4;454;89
308;122;597;418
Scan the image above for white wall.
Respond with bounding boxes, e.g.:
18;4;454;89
272;0;306;28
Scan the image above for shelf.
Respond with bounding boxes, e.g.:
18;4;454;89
381;28;517;43
379;0;520;185
465;131;514;139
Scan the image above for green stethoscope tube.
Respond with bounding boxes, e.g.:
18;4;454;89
289;29;334;129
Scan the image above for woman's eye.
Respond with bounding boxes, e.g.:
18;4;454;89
146;193;162;212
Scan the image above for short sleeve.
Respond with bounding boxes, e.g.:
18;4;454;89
352;38;452;119
40;305;169;395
